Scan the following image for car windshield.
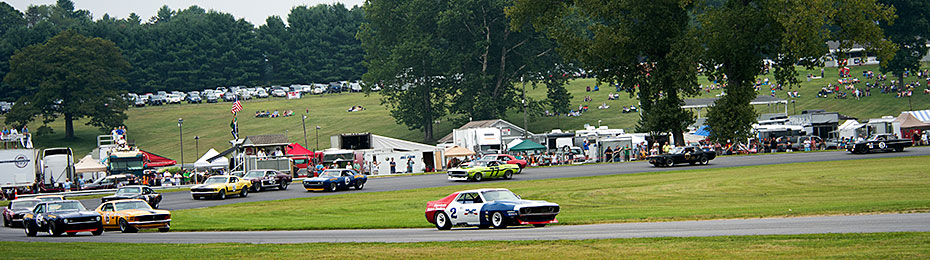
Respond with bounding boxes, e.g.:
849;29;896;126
47;201;86;212
470;160;490;167
114;201;152;211
244;171;264;178
669;147;685;154
115;187;141;195
11;200;39;210
481;190;520;201
320;170;341;178
868;135;885;141
480;155;497;161
204;177;227;184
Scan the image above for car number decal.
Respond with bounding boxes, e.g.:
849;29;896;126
449;208;457;219
878;142;886;149
345;177;350;185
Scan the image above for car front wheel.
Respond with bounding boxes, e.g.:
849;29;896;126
24;221;36;237
434;212;451;230
218;190;227;200
491;212;507;229
328;183;337;192
700;156;708;165
119;219;137;233
240;187;248;197
279;181;288;190
472;173;483;182
665;158;674;167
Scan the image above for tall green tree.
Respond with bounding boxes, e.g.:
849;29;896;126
878;0;930;92
509;0;699;144
699;0;896;143
359;0;451;141
3;30;131;138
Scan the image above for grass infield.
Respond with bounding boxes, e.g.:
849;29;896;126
169;155;930;231
1;232;928;259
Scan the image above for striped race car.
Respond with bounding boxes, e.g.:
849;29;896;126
425;188;559;230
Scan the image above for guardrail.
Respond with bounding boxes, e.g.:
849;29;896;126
17;184;194;199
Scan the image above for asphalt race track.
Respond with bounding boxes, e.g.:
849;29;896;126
78;146;930;211
1;213;927;243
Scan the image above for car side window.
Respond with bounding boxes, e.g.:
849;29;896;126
456;193;474;204
228;177;236;183
472;194;484;204
102;203;114;212
499;156;508;161
35;204;45;214
144;188;153;194
488;161;498;166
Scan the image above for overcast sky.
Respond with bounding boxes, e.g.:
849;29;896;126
6;0;365;25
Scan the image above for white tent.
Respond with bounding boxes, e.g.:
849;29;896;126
505;138;523;151
75;155;106;173
836;120;863;140
194;149;229;169
370;134;438;151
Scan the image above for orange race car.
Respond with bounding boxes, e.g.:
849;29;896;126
95;199;171;233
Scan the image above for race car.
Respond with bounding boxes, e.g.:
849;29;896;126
302;169;367;192
425;188;559;230
22;200;103;236
35;195;65;202
238;169;292;192
3;199;40;227
480;154;528;171
96;199;171;233
647;146;716;167
101;185;163;209
447;160;520;181
847;134;912;154
190;175;252;200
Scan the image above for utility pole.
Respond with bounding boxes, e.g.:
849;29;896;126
302;115;309;149
315;126;321;151
178;118;183;170
522;77;528;139
194;136;199;162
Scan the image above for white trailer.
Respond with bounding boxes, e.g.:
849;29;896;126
39;148;74;186
0;149;37;188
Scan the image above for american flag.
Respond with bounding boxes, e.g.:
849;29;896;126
231;99;242;114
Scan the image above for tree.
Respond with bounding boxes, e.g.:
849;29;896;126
878;0;930;93
3;30;130;139
359;0;451;141
698;0;896;143
509;0;700;145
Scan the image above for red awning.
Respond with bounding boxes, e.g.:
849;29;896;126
285;143;313;156
142;150;177;167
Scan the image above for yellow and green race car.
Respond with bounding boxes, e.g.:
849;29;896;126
447;160;520;182
190;175;252;200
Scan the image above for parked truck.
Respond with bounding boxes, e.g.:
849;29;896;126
0;147;37;190
38;148;74;191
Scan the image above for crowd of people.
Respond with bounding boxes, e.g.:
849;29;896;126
0;125;31;148
255;110;295;118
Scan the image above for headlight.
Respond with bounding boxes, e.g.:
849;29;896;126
96;216;101;221
64;219;70;223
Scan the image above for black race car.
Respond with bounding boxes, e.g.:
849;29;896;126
22;200;103;236
101;186;163;209
648;146;716;167
3;199;40;227
847;134;912;154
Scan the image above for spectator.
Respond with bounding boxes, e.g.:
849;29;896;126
390;158;396;174
604;146;613;163
407;158;414;173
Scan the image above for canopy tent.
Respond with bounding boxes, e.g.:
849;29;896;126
74;155;106;173
285;143;313;155
194;149;228;169
508;140;547;152
142;150;176;168
443;146;476;157
895;112;930;130
692;125;711;136
905;109;930;123
370;134;437;151
836;119;864;140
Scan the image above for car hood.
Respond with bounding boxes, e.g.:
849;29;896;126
103;194;140;200
304;177;338;182
117;209;170;216
192;183;225;189
49;210;99;219
9;208;32;215
491;200;559;208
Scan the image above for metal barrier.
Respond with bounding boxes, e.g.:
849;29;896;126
16;184;193;199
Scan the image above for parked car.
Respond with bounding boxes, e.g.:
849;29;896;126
95;199;170;233
647;146;716;167
100;186;163;209
3;199;40;227
35;195;65;202
148;94;166;105
480;154;528;171
22;200;103;236
447;159;520;181
237;169;292;192
133;99;146;107
271;89;287;97
425;188;560;230
83;174;131;190
848;134;912;154
186;94;202;103
302;169;367;192
205;93;219;103
190;175;251;200
237;90;252;100
255;89;269;98
223;92;238;102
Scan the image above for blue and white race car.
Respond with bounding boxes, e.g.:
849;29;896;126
425;188;559;230
302;169;367;192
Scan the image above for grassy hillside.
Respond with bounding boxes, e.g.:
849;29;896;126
4;62;928;160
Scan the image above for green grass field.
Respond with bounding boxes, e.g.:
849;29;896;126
1;232;928;259
169;156;930;231
5;63;928;161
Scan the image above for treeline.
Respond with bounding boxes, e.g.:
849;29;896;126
0;0;364;100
